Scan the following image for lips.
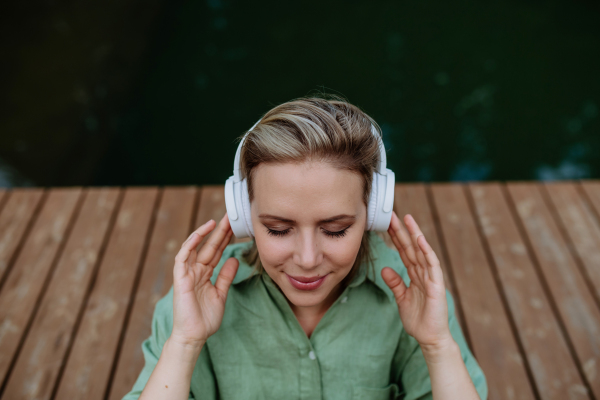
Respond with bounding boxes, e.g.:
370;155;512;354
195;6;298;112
288;275;323;283
286;273;328;291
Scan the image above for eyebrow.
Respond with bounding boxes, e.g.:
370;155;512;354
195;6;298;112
258;214;356;224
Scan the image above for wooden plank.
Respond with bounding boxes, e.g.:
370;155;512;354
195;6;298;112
0;190;7;214
0;189;45;291
392;184;466;334
581;181;600;217
431;183;536;400
507;182;600;398
0;188;82;390
54;188;159;400
2;188;121;400
469;183;589;400
107;187;197;400
545;182;600;304
195;185;249;244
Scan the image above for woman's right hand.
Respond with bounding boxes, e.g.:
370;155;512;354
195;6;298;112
170;213;239;349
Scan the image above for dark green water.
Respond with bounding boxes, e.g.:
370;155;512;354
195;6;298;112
1;0;599;187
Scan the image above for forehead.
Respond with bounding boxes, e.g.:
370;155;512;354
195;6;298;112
251;161;364;218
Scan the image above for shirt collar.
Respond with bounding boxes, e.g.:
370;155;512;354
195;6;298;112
225;232;402;303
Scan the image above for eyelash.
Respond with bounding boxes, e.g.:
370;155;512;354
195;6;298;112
266;227;349;238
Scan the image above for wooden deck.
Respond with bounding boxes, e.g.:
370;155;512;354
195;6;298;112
0;182;599;400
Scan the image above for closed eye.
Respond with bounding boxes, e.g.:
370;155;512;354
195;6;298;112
265;226;350;238
266;227;291;237
322;227;349;238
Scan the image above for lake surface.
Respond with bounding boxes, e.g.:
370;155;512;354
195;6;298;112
1;0;599;187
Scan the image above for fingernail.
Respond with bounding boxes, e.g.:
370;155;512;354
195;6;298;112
203;219;214;227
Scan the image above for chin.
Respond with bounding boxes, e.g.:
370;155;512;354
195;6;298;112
283;288;330;307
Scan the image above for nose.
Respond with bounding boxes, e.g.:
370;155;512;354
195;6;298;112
293;228;322;270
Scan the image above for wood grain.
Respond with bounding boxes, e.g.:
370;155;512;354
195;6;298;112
0;189;45;293
54;188;159;400
2;188;121;400
507;182;599;398
431;183;536;400
469;182;589;400
0;188;82;388
107;187;197;400
545;182;600;305
0;190;6;210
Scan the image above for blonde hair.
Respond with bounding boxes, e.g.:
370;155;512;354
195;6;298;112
238;94;382;288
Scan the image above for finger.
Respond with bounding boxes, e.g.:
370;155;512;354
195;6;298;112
214;257;240;298
394;243;424;291
381;267;408;304
405;261;426;293
403;214;430;269
180;220;216;253
402;216;434;287
393;237;412;269
415;249;429;284
389;212;420;266
388;222;426;294
417;235;444;285
208;228;233;268
175;220;216;265
197;213;232;265
388;229;426;293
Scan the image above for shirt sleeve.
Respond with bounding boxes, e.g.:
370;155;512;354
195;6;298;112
393;289;489;400
120;288;218;400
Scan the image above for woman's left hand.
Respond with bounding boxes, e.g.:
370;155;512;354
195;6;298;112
381;211;453;349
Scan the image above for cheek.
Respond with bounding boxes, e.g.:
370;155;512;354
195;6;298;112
327;231;364;271
254;232;291;268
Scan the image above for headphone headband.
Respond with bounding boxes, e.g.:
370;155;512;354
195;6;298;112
232;117;387;182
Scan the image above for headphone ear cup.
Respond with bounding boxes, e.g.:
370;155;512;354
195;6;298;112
366;171;379;231
367;170;395;231
240;178;255;237
224;176;252;238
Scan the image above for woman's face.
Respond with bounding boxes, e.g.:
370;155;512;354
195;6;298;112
250;160;367;311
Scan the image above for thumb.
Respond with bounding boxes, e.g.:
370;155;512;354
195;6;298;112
381;267;407;303
214;257;240;299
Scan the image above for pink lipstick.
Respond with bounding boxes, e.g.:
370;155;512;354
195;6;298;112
286;273;328;290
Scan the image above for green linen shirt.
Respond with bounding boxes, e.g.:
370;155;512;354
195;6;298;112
122;232;488;400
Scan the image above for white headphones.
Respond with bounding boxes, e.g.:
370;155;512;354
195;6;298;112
224;117;396;238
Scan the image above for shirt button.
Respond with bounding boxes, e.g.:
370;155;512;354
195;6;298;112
341;296;348;303
308;351;316;360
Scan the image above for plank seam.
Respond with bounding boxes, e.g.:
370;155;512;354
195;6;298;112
540;182;600;313
50;188;126;400
103;187;164;400
424;184;473;350
0;189;10;216
0;188;87;399
464;184;540;400
503;183;596;400
572;181;600;310
189;186;202;234
0;189;48;296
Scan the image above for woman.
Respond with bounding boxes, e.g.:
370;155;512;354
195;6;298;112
124;96;488;400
